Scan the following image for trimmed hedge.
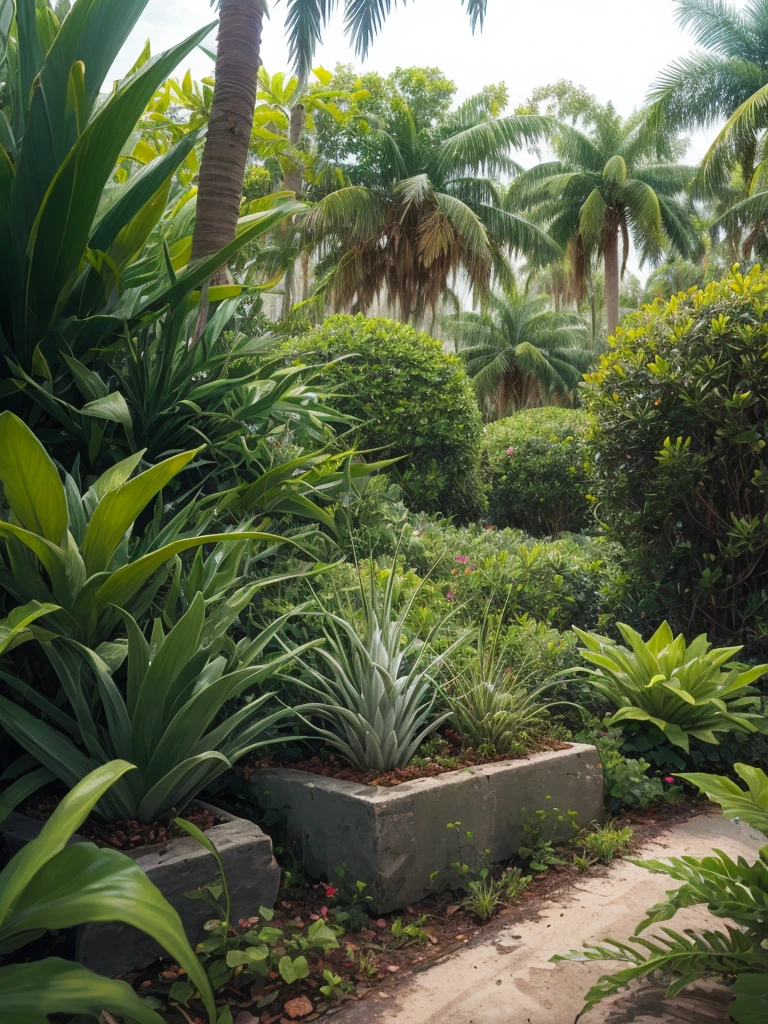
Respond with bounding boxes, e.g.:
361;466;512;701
585;264;768;650
285;315;486;521
483;408;592;535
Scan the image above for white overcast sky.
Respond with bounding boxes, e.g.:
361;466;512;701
112;0;747;278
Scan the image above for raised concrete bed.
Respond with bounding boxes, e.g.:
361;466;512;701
253;743;604;913
0;802;280;977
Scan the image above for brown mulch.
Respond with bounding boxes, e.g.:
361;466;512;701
244;735;570;788
132;799;700;1024
22;793;222;852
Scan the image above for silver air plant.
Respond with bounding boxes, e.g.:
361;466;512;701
284;563;470;772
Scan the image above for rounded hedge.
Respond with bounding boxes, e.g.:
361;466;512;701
483;408;592;536
584;264;768;650
285;315;486;521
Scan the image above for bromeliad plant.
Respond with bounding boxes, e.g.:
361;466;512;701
285;563;471;771
553;763;768;1022
0;594;316;822
0;412;287;646
572;621;768;754
0;761;216;1023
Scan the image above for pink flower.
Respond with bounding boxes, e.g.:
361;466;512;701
455;555;469;564
320;906;329;918
664;776;675;784
446;591;456;601
506;447;515;457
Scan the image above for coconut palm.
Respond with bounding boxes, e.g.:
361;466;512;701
508;105;701;335
442;278;594;419
193;0;491;259
303;96;557;321
649;0;768;194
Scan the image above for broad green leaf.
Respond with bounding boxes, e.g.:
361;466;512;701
80;448;202;574
0;760;135;924
0;412;67;542
0;600;60;656
0;958;164;1024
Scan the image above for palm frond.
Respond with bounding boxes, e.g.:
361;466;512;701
674;0;754;59
304;185;386;239
433;114;552;178
285;1;339;81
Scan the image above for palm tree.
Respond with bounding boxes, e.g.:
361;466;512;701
508;106;701;335
303;96;557;321
193;0;491;259
649;0;768;197
442;278;594;419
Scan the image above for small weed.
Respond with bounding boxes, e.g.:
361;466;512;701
580;821;633;864
319;968;354;999
321;863;374;931
518;798;579;872
347;947;379;978
391;916;433;948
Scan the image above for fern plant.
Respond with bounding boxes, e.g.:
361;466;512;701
553;760;768;1021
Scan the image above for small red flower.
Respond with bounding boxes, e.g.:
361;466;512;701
323;885;338;897
664;776;675;784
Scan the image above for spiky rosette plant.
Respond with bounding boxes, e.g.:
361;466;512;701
285;564;471;771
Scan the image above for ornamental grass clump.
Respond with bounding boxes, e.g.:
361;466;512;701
286;565;471;772
573;621;768;752
446;611;571;756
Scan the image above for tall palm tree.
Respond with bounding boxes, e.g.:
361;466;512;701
442;278;594;419
193;0;491;259
303;96;557;321
649;0;768;196
508;106;701;335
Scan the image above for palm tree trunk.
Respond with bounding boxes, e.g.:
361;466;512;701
603;223;620;337
191;0;262;261
283;103;306;197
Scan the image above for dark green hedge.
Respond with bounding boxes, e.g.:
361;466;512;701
483;407;592;535
285;315;486;521
584;265;768;650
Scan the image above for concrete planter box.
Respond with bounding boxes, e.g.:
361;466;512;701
254;743;603;913
0;802;280;977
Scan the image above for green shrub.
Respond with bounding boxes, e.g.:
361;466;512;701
411;521;628;633
483;408;592;535
284;315;486;522
585;264;768;650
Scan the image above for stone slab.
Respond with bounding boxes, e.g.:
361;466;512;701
253;743;604;912
0;802;280;977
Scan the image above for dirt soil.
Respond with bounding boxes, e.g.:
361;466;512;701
244;733;569;788
131;800;700;1024
22;792;222;852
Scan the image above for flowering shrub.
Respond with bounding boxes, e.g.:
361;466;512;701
284;315;486;521
585;265;768;651
483;408;592;536
410;521;628;632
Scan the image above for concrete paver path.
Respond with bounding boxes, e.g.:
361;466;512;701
332;813;765;1024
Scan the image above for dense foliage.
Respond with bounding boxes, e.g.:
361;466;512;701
586;264;768;650
483;408;592;536
285;315;486;520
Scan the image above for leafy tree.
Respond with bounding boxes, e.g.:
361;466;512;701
305;95;555;320
509;86;701;335
194;0;491;259
443;277;594;418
